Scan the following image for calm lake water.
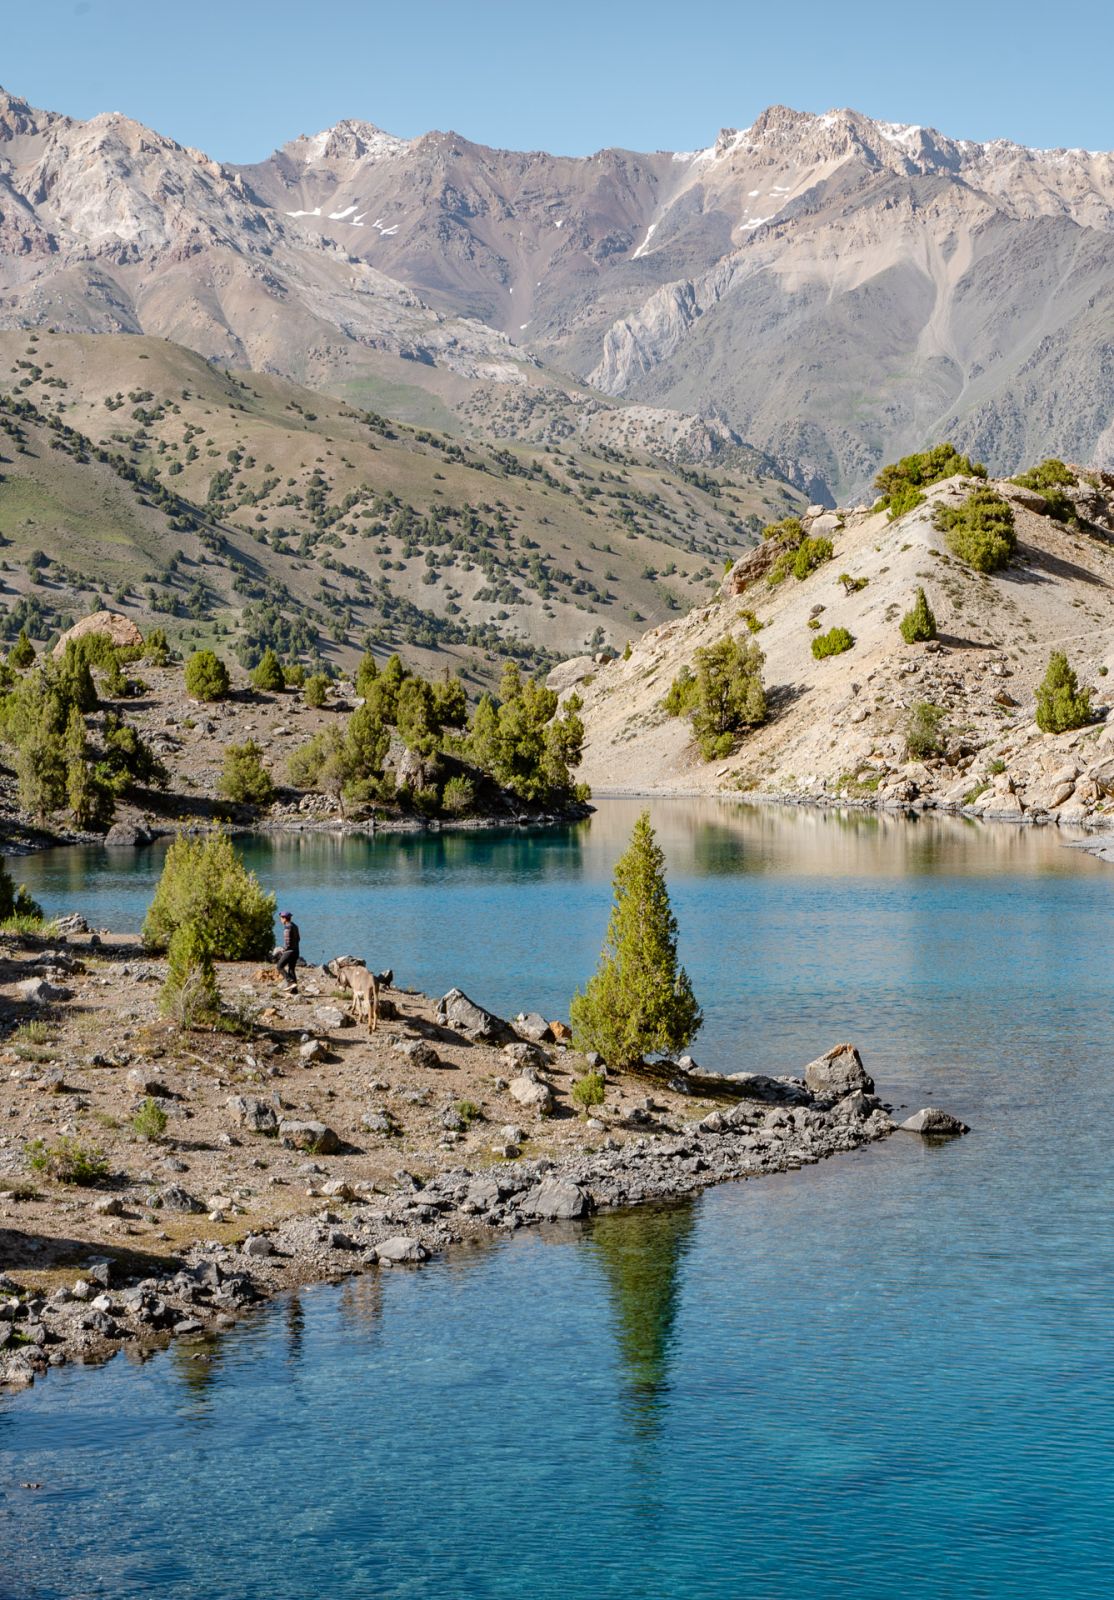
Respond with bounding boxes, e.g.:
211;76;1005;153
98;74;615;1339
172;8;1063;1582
2;800;1113;1598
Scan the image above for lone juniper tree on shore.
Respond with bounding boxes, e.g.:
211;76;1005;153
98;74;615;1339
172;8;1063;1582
571;811;701;1068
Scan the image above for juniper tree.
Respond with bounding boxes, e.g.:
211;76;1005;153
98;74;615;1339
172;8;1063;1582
900;587;937;644
250;648;285;692
1035;652;1092;734
571;812;701;1067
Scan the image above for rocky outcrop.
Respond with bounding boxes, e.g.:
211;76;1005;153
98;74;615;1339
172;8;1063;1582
804;1045;875;1099
52;611;143;659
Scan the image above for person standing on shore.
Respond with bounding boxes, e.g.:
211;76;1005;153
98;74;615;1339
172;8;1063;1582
275;910;300;993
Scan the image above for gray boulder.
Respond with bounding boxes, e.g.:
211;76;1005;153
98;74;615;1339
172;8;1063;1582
315;1006;353;1030
803;1044;874;1098
503;1040;548;1071
523;1178;587;1221
394;1038;444;1071
834;1091;876;1120
242;1234;276;1258
227;1095;279;1136
278;1119;340;1155
299;1039;328;1064
899;1107;969;1136
514;1012;555;1043
374;1236;428;1264
508;1075;553;1114
436;987;515;1043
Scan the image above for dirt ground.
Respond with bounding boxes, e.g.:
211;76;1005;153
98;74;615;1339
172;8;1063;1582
0;932;718;1284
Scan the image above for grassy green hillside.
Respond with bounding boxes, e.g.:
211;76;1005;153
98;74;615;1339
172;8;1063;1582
0;331;801;690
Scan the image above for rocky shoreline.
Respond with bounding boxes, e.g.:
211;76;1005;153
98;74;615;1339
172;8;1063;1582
0;939;959;1393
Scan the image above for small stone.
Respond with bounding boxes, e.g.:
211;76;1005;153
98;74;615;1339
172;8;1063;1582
375;1236;428;1264
153;1184;205;1214
508;1075;553;1113
899;1107;970;1136
278;1119;340;1155
315;1006;353;1030
299;1039;327;1064
242;1234;276;1258
514;1012;555;1043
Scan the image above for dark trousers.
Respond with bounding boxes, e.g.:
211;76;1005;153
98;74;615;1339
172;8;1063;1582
276;949;298;988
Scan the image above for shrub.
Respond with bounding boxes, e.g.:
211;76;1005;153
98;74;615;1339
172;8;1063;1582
303;672;329;708
838;573;869;595
1011;459;1075;491
142;627;171;666
219;741;275;807
0;858;42;924
904;701;948;759
132;1096;169;1141
285;661;306;688
900;587;937;643
184;649;230;701
1035;652;1092;734
769;534;832;586
250;648;285;692
690;636;766;758
8;629;36;669
1032;488;1075;524
934;489;1016;572
662;666;699;717
143;833;275;958
571;811;701;1067
159;921;221;1026
875;443;987;517
441;775;475;815
811;627;855;659
26;1136;108;1185
571;1071;606;1111
455;1099;483;1127
761;516;804;544
355;651;379;699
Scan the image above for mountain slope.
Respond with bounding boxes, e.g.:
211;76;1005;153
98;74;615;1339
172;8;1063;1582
567;467;1114;827
0;329;801;683
5;86;1114;501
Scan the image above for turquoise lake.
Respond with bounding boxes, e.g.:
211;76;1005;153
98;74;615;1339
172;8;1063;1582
2;799;1112;1598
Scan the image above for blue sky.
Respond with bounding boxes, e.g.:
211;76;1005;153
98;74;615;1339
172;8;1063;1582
5;0;1113;160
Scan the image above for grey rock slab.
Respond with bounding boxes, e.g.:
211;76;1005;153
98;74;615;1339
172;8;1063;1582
153;1184;205;1214
374;1236;428;1264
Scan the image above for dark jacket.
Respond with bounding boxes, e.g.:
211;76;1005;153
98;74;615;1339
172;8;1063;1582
281;920;300;957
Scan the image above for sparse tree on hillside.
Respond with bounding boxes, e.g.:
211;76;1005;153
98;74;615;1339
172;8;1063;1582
250;648;285;693
1035;652;1092;734
184;649;230;702
8;629;36;670
900;588;937;644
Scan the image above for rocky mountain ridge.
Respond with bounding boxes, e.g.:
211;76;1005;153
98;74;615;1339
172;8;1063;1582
3;88;1113;499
